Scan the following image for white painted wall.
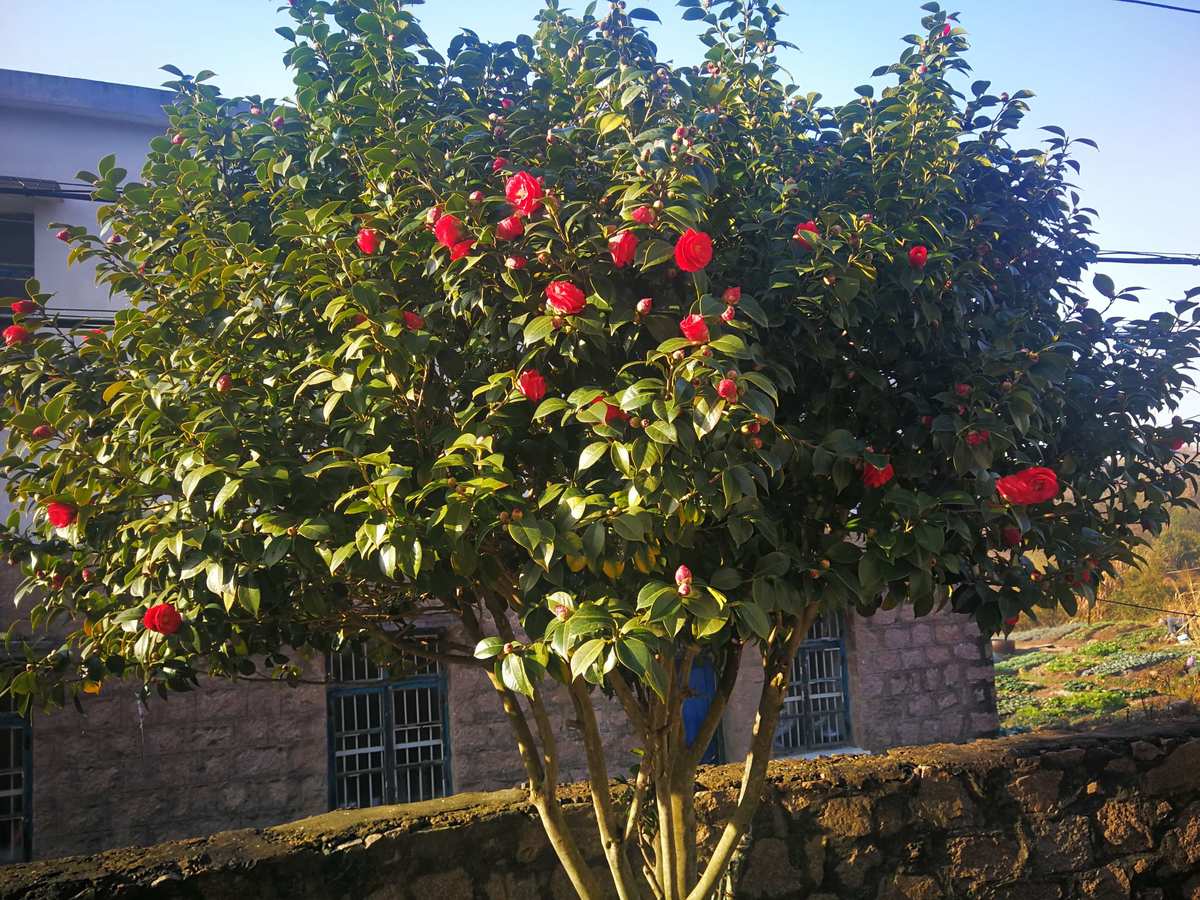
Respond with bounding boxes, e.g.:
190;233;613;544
0;71;168;317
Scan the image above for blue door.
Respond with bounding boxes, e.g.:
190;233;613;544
682;659;722;764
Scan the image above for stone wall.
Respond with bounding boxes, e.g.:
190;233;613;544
5;721;1200;899
846;605;999;750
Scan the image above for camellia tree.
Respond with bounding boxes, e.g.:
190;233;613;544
2;1;1199;897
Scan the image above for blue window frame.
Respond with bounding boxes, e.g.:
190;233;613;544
0;696;31;862
327;641;451;809
774;615;852;755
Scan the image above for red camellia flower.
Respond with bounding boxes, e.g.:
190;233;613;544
954;383;971;397
496;215;524;241
679;314;709;343
143;603;183;636
546;281;587;315
674;228;713;272
721;306;736;323
593;396;628;426
449;240;475;261
793;220;820;248
434;214;465;247
609;231;638;268
636;297;653;316
10;300;37;315
501;98;514;111
675;564;692;585
46;501;77;528
403;311;424;331
717;378;739;401
356;227;379;255
491;156;509;174
630;206;657;225
862;463;895;489
908;244;929;269
505;255;527;270
3;325;30;347
30;425;54;441
506;171;544;216
942;22;952;36
966;429;989;447
1002;526;1022;548
517;369;547;403
425;206;443;227
722;286;741;305
996;466;1060;506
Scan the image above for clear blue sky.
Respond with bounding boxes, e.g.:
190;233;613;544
4;0;1199;412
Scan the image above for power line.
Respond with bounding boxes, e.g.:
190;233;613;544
1112;0;1200;13
1097;596;1199;619
1097;251;1200;267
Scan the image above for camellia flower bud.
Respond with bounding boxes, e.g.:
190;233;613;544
675;564;692;585
636;297;653;316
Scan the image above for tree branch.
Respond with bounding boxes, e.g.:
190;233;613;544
685;603;820;900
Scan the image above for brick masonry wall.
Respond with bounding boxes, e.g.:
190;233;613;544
5;721;1200;900
846;605;999;750
444;621;640;794
31;673;328;860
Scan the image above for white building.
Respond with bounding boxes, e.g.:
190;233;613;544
0;69;169;320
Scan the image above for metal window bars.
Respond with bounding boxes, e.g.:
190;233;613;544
0;695;30;863
774;614;852;755
327;640;450;809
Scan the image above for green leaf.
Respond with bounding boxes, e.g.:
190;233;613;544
579;441;607;471
598;112;626;136
524;315;556;345
734;603;772;640
571;638;606;678
474;636;505;659
181;465;221;500
500;654;535;697
645;421;677;444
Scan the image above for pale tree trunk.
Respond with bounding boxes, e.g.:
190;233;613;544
465;593;820;900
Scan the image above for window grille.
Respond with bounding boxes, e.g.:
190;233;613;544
0;695;30;863
327;640;450;809
0;213;34;301
774;614;852;755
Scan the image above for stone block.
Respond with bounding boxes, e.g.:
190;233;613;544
911;773;977;829
947;832;1026;884
877;874;944;900
818;796;874;839
1033;815;1093;874
1096;800;1153;853
1145;740;1200;796
1009;769;1063;816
